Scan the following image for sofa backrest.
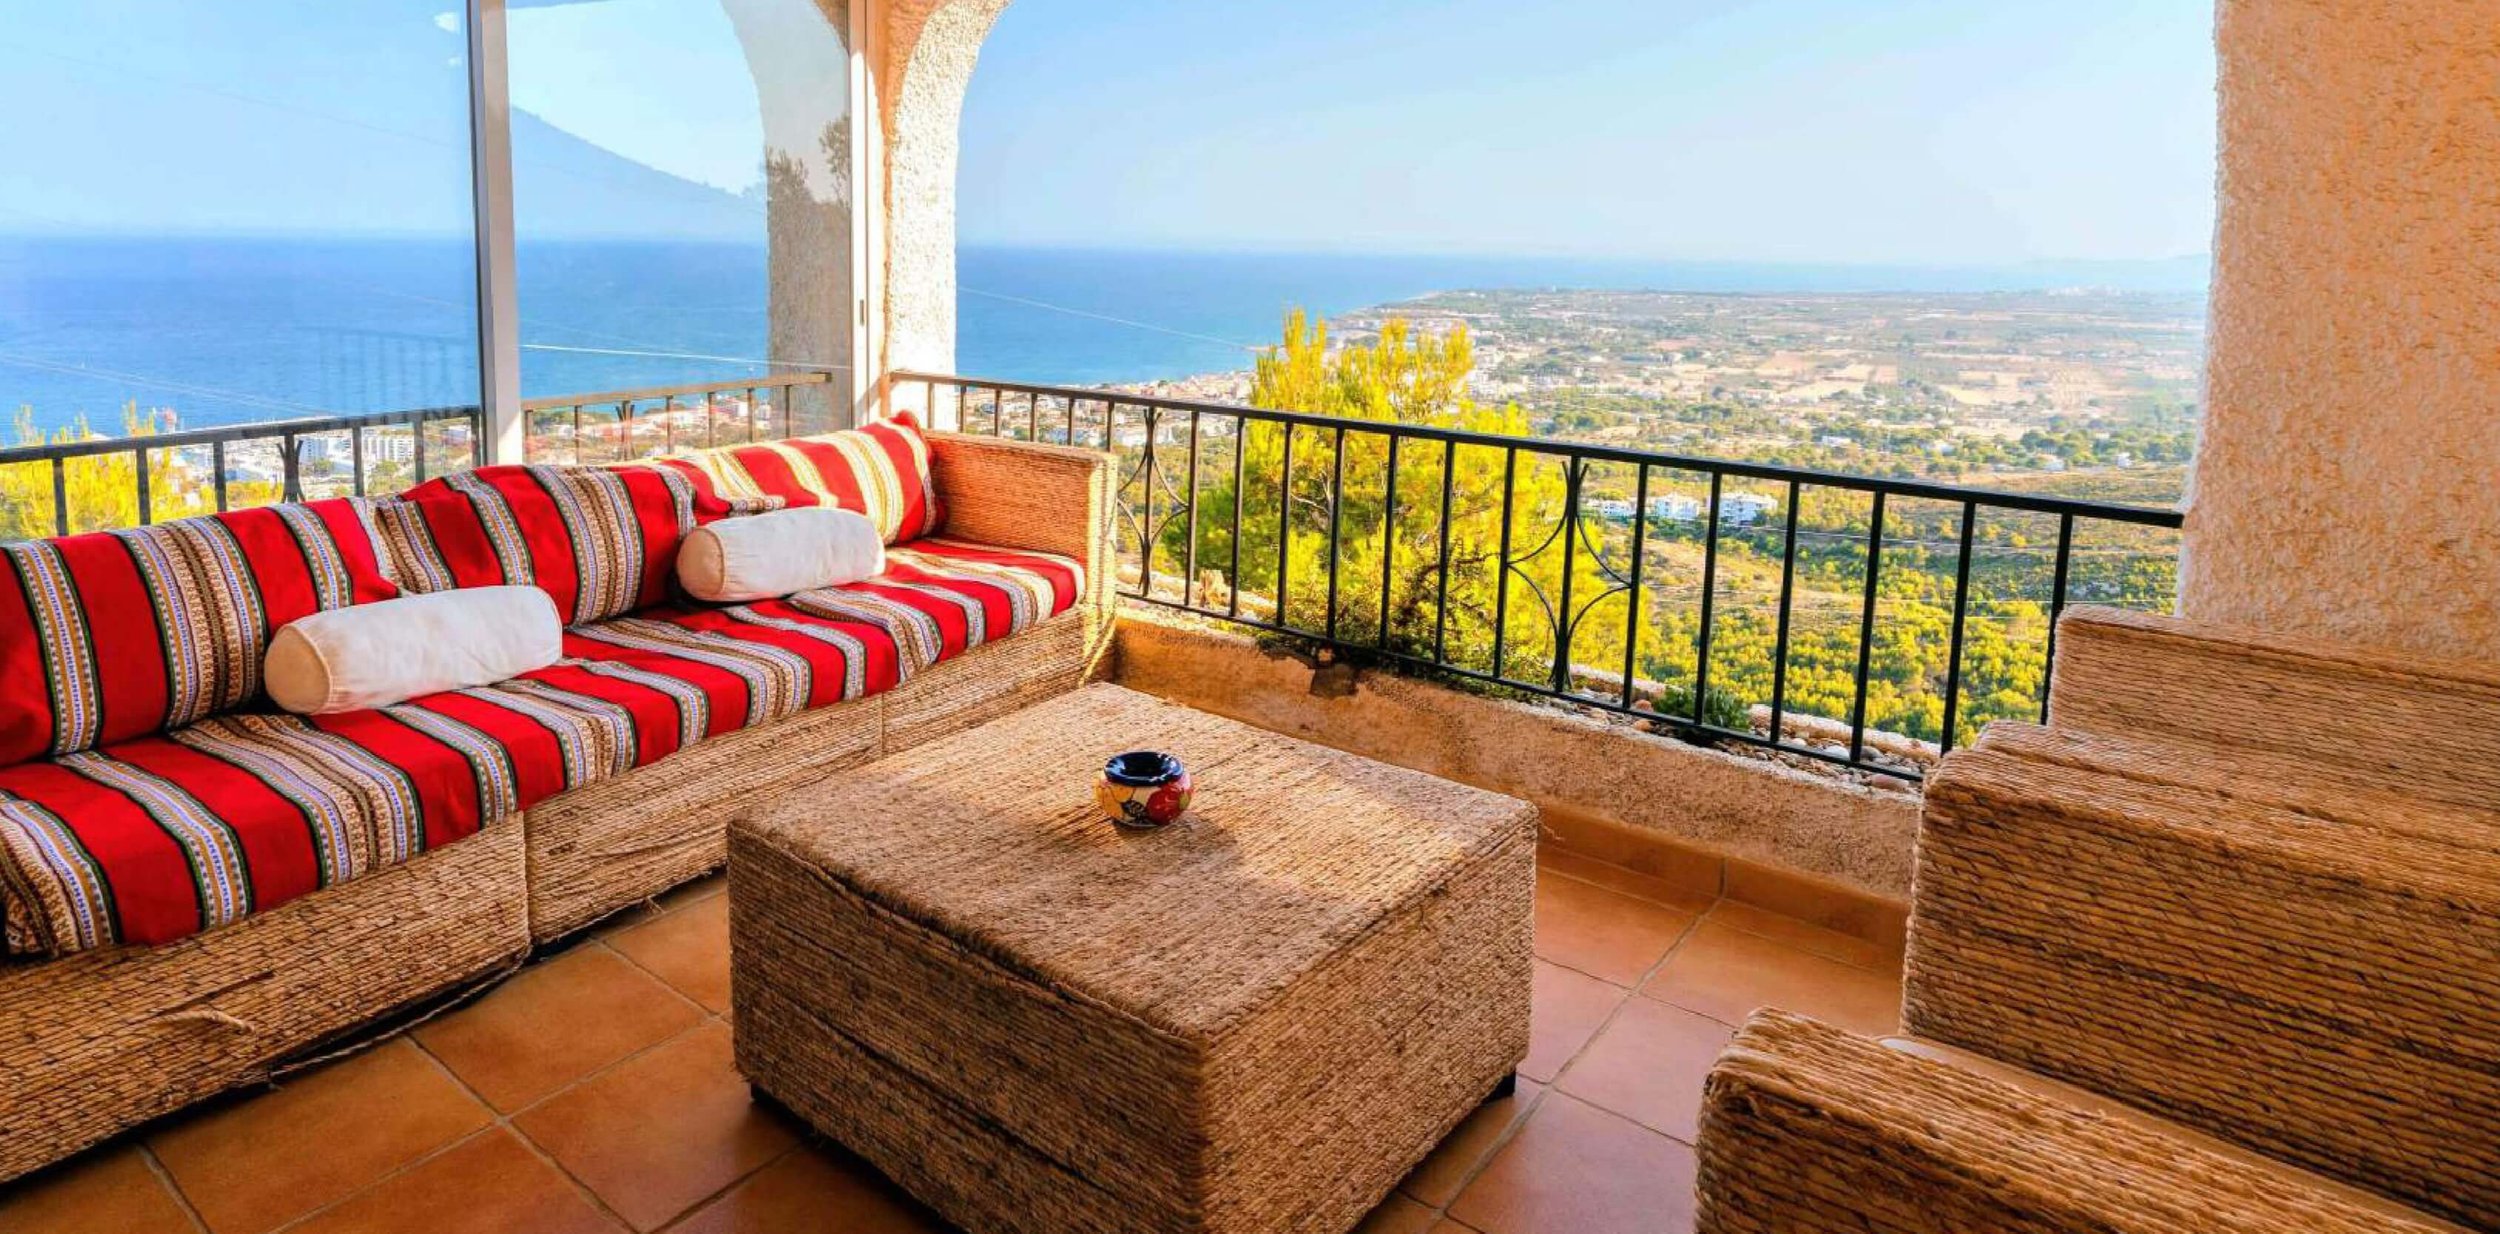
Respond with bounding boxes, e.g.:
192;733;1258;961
371;462;722;626
0;498;400;765
649;413;943;545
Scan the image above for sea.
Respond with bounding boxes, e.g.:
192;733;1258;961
0;235;2209;437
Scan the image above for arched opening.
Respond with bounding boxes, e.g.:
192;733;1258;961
935;2;2217;763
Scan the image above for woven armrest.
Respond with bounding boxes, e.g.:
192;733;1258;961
2047;605;2500;809
929;431;1115;585
1909;743;2500;1228
1696;1010;2459;1234
1969;722;2500;857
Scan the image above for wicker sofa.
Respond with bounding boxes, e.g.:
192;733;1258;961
0;423;1115;1183
1694;606;2500;1234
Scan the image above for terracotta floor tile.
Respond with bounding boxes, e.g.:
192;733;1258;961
607;893;732;1014
285;1128;622;1234
1552;995;1734;1142
1397;1078;1544;1208
1428;1222;1484;1234
673;1144;942;1234
1707;900;1900;971
1523;960;1626;1083
588;903;668;941
412;944;703;1112
0;1146;195;1234
588;873;729;943
1536;847;1714;914
1531;870;1696;986
1445;1093;1697;1234
512;1023;795;1231
1534;810;1726;904
1722;857;1909;951
146;1039;490;1234
658;870;728;911
1641;918;1902;1036
1354;1193;1440;1234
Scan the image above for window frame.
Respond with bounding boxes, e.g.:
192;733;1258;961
463;0;876;461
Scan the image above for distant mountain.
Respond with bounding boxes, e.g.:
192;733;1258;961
510;109;763;242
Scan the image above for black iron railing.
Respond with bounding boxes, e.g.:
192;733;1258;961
898;370;2186;779
0;368;837;536
521;372;836;464
0;404;482;539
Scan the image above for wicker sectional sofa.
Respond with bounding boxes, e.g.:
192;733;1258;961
1694;606;2500;1233
0;421;1115;1182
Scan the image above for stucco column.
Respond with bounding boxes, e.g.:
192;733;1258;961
879;0;1012;424
723;0;855;431
2184;0;2500;662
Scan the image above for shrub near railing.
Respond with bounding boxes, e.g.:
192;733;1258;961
899;364;2182;781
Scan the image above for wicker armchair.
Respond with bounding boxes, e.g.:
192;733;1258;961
1694;606;2500;1234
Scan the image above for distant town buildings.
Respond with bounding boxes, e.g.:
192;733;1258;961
1585;491;1770;526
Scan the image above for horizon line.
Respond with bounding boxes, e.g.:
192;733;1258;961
958;240;2214;270
0;227;2212;272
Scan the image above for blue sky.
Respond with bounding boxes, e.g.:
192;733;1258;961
0;4;476;235
962;0;2217;265
0;1;2215;265
0;2;774;237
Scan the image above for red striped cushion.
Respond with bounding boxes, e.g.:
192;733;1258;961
0;499;399;767
0;534;1079;956
803;538;1084;672
0;707;512;953
373;464;724;625
613;456;781;520
661;413;942;545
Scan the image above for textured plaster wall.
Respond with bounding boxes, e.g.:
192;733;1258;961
879;0;1011;391
2185;0;2500;662
1114;614;1921;900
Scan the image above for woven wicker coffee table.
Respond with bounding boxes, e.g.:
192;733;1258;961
728;684;1536;1234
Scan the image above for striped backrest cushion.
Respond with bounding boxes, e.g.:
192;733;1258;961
373;463;720;625
663;412;942;545
617;456;785;518
0;498;401;765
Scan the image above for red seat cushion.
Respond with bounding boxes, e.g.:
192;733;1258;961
0;707;513;953
0;499;399;767
0;535;1082;957
561;601;912;731
655;413;943;545
830;538;1085;669
372;464;724;625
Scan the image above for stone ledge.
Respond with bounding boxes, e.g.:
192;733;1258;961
1108;608;1918;923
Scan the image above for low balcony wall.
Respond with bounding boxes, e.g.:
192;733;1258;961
1110;606;1917;941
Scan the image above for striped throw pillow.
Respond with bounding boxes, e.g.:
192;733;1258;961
373;463;720;625
0;498;401;766
660;412;943;545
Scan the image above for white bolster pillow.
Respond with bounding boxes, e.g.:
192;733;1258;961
265;586;563;715
677;507;885;603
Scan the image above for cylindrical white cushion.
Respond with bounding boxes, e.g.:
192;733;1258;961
265;586;563;715
677;507;885;603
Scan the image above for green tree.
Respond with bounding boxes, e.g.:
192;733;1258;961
1164;312;1659;696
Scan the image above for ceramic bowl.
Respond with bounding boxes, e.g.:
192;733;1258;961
1095;750;1192;828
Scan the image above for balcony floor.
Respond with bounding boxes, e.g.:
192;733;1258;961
3;844;1906;1234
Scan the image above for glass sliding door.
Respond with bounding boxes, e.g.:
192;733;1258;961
0;3;480;525
506;0;855;462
